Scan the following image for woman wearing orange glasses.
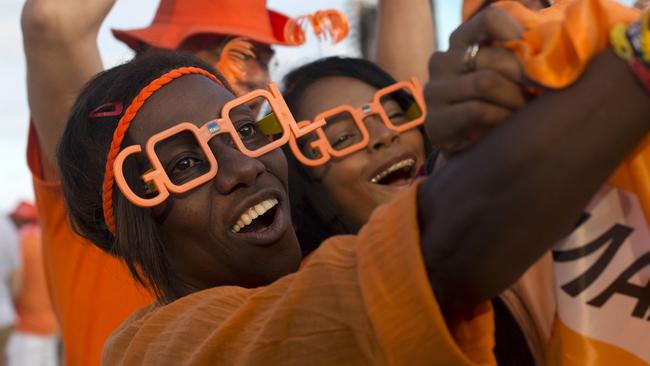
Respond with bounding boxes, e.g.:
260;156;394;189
280;56;544;365
55;2;650;361
281;57;428;255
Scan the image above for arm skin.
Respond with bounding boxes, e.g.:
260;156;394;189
375;0;435;82
421;48;650;316
21;0;115;180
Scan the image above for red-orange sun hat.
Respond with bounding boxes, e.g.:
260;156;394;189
112;0;302;50
9;201;38;223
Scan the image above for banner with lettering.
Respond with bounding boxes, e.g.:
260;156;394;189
549;166;650;364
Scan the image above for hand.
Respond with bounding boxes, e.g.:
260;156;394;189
424;8;526;157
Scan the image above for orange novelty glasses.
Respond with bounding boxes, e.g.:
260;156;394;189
287;77;426;166
113;83;303;208
113;78;425;208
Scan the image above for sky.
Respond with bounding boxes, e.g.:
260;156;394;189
0;0;634;211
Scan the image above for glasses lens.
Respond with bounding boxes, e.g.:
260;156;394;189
228;96;285;152
153;130;211;186
322;111;364;152
118;150;161;199
293;121;325;160
379;88;423;128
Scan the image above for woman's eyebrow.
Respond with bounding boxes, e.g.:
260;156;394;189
153;133;202;155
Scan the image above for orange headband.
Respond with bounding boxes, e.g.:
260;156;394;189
102;66;222;234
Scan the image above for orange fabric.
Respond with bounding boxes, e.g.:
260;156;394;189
27;125;154;366
14;224;57;335
103;184;496;366
546;317;649;366
497;0;641;88
102;67;221;234
111;0;299;50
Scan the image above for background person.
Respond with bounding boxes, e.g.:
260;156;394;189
6;205;58;366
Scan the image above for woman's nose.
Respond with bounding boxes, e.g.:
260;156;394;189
210;140;265;194
365;117;399;151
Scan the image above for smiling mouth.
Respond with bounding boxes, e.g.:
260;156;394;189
369;158;417;186
231;198;279;234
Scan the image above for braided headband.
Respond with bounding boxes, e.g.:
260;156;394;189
102;66;223;235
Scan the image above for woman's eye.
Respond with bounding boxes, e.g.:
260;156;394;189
331;133;355;147
172;157;201;174
237;123;257;139
388;111;405;121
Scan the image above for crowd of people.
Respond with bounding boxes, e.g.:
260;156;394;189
4;0;649;364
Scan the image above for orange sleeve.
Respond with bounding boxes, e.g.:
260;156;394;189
27;123;154;366
103;184;495;366
495;0;641;89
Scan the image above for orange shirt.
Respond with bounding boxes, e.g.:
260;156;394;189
103;184;496;366
27;125;154;365
14;224;58;335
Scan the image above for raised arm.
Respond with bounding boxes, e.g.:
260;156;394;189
21;0;115;179
374;0;435;82
420;9;650;316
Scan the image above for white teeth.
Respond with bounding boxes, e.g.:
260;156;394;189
254;204;265;215
370;158;416;184
242;213;252;225
231;198;279;233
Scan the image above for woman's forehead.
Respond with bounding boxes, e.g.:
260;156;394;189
129;75;234;141
298;76;378;119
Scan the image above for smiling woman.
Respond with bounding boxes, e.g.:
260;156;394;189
58;52;301;301
281;57;428;254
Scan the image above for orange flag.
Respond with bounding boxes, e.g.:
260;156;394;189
495;0;649;364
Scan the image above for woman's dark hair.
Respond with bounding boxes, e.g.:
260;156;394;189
282;56;430;256
57;51;229;303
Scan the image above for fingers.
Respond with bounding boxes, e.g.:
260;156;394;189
475;47;523;83
429;46;523;83
425;100;513;146
448;7;524;49
423;6;526;157
426;69;526;110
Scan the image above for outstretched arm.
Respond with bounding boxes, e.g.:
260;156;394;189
21;0;115;179
419;8;650;316
374;0;435;82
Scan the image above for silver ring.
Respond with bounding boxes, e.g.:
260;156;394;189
462;43;480;73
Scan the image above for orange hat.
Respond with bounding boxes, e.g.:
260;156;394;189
112;0;301;51
463;0;486;21
9;201;38;223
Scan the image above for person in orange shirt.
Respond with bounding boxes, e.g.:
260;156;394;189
6;224;59;366
21;0;434;364
54;3;650;363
